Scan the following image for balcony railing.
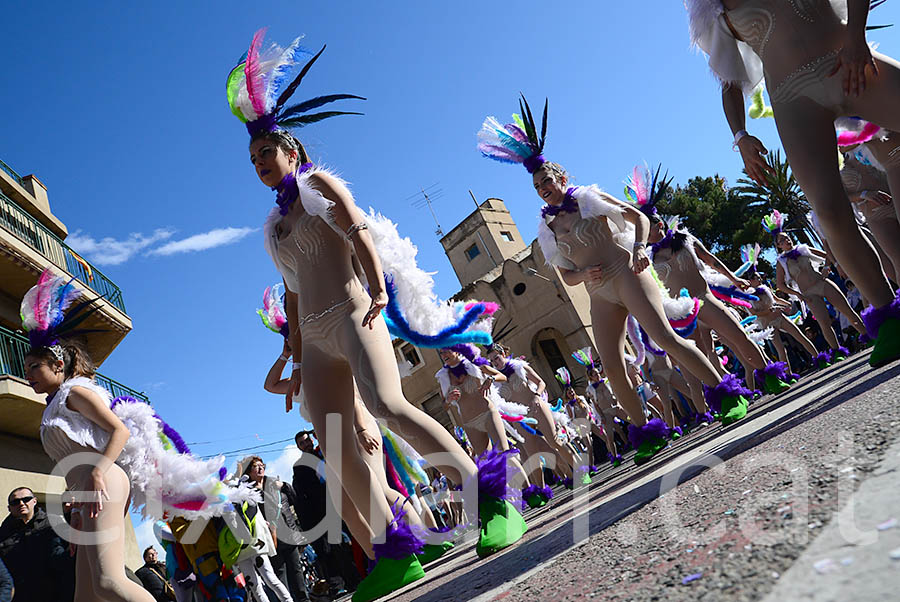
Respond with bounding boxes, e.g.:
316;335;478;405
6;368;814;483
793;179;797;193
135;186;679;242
0;189;126;313
0;326;148;403
0;158;23;186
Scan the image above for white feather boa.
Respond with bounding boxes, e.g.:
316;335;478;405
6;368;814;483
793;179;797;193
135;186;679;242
111;400;261;520
537;185;630;269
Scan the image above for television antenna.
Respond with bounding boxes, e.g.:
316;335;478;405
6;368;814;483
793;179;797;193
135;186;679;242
407;183;445;237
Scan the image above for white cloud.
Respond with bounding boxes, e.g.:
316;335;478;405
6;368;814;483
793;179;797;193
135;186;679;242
66;229;174;266
148;227;257;257
263;445;302;482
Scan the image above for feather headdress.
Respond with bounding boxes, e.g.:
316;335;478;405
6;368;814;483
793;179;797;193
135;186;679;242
834;117;887;147
761;210;785;236
257;283;289;339
554;367;572;388
478;95;549;173
227;28;365;137
624;163;673;218
20;270;102;355
735;243;761;276
571;347;596;371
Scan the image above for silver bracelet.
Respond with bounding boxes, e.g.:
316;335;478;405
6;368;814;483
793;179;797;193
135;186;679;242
346;222;369;239
732;130;749;151
292;362;302;372
278;354;290;362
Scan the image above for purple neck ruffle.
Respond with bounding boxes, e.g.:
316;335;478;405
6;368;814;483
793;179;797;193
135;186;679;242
650;228;675;256
780;248;803;261
541;187;578;218
499;361;516;377
446;362;469;378
273;163;314;216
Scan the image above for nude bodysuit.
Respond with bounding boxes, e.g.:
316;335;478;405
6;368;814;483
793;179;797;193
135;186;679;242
550;211;633;304
725;0;847;111
782;250;828;297
841;155;896;224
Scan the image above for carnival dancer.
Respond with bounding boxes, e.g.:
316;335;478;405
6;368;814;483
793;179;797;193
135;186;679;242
435;346;531;490
572;348;630;465
838;138;900;283
479;97;751;463
763;211;866;362
685;0;900;366
486;344;578;483
554;369;597;480
22;271;260;602
630;165;793;396
231;31;524;598
736;244;821;374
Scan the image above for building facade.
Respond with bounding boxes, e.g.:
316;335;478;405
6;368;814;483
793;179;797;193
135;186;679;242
395;197;598;429
0;156;143;567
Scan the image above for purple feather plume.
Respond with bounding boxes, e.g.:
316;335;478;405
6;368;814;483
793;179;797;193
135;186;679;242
702;373;752;413
627;418;671;449
814;350;833;365
754;361;791;385
372;503;425;561
475;448;518;500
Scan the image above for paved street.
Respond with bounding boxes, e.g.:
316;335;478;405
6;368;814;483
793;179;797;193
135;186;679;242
380;351;900;601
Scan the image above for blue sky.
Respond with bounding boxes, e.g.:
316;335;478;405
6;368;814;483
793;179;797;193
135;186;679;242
3;1;898;553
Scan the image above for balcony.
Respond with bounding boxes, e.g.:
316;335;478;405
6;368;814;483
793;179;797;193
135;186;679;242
0;189;125;313
0;325;147;439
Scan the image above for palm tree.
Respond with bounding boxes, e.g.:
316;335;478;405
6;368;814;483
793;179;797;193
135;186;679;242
732;150;819;245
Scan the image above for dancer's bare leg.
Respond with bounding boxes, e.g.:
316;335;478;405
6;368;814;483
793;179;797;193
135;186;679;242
774;101;894;308
73;465;155;602
803;295;841;349
821;279;867;337
532;399;576;478
780;318;819;357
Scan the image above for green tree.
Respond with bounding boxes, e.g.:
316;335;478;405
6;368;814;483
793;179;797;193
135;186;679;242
731;149;816;245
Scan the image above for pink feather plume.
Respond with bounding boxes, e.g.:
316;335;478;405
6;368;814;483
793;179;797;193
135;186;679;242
837;122;882;147
245;28;269;119
33;270;54;329
631;166;650;205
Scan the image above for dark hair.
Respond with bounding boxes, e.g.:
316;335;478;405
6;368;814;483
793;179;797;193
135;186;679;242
488;343;510;357
250;130;310;165
25;340;95;380
143;546;156;558
242;456;265;476
8;487;34;504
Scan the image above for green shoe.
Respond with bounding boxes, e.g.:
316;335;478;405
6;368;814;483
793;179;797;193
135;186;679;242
719;395;749;426
763;373;791;395
525;492;547;509
416;541;454;566
581;473;592;486
476;497;527;558
352;555;425;602
870;317;900;367
634;437;668;465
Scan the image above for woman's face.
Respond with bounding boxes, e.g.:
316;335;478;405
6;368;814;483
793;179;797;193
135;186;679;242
776;233;793;252
647;220;666;244
486;350;507;370
532;166;567;205
749;274;762;287
565;387;575;400
588;368;601;382
24;355;64;394
247;460;265;483
250;138;297;188
439;349;462;366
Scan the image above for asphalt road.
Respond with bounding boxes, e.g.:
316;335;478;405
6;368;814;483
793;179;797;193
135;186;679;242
379;350;900;602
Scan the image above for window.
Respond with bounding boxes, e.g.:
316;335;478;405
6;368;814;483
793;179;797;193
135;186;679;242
500;231;514;242
401;344;421;367
465;243;480;261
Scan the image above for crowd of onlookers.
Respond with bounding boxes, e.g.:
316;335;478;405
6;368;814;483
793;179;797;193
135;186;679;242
0;430;401;602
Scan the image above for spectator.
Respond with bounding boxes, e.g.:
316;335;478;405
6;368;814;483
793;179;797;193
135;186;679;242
0;487;74;601
242;456;310;602
292;431;359;599
136;546;175;601
0;557;12;602
235;457;294;602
